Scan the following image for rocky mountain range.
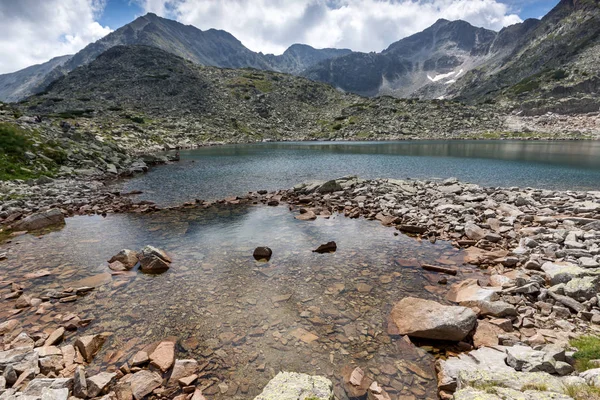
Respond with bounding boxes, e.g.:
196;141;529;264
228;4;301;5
0;12;350;103
1;0;598;117
17;45;506;149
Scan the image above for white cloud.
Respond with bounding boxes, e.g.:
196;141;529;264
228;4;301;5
136;0;522;54
0;0;112;74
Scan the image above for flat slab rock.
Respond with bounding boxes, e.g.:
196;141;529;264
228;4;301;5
13;208;65;231
389;297;477;341
436;346;513;392
456;370;567;396
253;371;333;400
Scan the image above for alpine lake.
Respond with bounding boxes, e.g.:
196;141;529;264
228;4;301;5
2;140;600;399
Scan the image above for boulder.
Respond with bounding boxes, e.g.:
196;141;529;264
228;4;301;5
505;345;556;373
149;340;175;372
73;365;87;398
254;371;333;400
130;370;163;400
87;372;116;397
14;209;64;231
295;210;317;221
464;222;486;241
389;297;476;341
313;241;337;254
108;249;139;269
22;378;71;396
168;359;198;386
456;370;565;394
477;301;518;317
138;247;171;274
74;334;106;363
473;320;502;348
541;261;587;285
253;247;272;261
342;366;372;399
139;245;172;263
564;276;600;301
446;279;500;305
580;368;600;386
436;346;513;392
316;180;343;193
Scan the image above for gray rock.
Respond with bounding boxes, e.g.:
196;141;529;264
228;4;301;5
505;345;556;373
580;368;600;386
86;372;116;398
465;222;486;241
130;370;162;399
316;180;343;194
73;365;87;398
564;276;600;301
23;378;72;396
541;261;587;285
254;371;333;400
13;208;64;231
40;388;69;400
436;346;513;392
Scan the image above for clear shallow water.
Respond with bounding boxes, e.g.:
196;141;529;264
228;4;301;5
121;140;600;206
0;204;480;399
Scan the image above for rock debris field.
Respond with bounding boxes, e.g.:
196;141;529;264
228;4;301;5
1;175;600;399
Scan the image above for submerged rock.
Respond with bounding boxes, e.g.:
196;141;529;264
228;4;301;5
254;371;333;400
389;297;476;341
108;249;139;270
313;241;337;254
139;245;172;274
13;208;64;231
253;247;273;261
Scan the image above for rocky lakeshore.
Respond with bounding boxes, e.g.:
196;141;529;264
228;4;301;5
1;176;600;399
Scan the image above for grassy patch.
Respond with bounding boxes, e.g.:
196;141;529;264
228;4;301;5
522;383;548;392
571;336;600;372
565;383;600;400
0;123;65;180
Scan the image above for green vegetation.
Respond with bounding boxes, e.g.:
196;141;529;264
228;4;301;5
564;383;600;400
511;77;540;94
521;383;548;392
0;123;65;180
227;72;274;94
124;115;145;124
54;109;95;119
551;69;569;81
571;336;600;372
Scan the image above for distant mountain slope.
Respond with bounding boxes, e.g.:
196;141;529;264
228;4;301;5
0;13;350;102
451;0;600;114
265;44;352;75
0;55;72;103
21;45;504;146
301;18;539;99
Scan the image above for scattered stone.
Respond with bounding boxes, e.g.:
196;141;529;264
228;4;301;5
74;334;106;363
313;241;337;253
108;249;139;269
87;372;116;398
253;247;273;261
130;369;163;399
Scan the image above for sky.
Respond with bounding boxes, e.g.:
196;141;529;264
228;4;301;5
0;0;559;75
